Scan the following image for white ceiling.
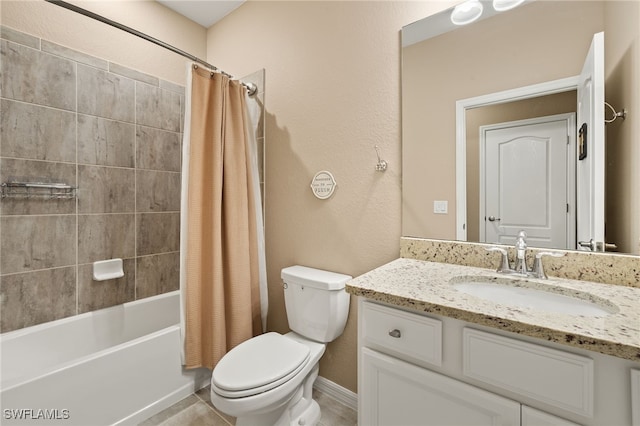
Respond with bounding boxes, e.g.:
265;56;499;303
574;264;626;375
156;0;245;28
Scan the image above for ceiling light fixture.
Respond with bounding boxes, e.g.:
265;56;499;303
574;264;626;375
451;0;484;26
492;0;526;12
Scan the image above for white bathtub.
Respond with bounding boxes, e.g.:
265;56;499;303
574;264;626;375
0;291;209;425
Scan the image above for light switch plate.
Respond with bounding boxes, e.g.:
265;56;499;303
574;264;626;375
434;200;448;214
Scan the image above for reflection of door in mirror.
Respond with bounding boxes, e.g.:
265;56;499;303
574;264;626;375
576;31;605;252
466;93;577;248
478;114;575;250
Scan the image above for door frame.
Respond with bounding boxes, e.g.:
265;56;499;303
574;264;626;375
455;76;580;241
478;113;577;249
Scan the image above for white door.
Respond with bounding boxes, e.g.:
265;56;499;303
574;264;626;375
576;31;606;251
480;114;575;249
360;347;520;426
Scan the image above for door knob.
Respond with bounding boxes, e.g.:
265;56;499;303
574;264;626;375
578;239;596;251
578;240;617;252
487;216;501;222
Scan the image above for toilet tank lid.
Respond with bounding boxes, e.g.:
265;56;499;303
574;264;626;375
281;265;352;290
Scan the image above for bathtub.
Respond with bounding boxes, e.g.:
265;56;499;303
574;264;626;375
0;291;209;425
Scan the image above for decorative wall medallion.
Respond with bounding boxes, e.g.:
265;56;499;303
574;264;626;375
310;171;337;200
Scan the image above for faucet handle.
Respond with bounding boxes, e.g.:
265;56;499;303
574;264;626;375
485;247;511;273
533;251;565;279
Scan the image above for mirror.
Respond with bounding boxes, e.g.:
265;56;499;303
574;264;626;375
402;0;639;255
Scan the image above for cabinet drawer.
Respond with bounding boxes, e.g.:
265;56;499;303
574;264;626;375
463;328;593;417
362;301;441;367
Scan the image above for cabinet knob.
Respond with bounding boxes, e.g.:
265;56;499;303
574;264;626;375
388;329;402;338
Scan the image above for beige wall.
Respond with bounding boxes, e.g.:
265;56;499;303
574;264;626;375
0;0;206;85
205;1;454;392
402;1;606;240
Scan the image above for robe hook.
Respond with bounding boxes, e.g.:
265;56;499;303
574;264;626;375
374;145;388;172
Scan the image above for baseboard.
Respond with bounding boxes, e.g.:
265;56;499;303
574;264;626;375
313;375;358;412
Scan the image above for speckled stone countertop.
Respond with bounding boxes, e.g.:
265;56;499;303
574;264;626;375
346;258;640;362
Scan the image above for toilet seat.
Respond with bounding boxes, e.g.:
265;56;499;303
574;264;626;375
212;332;310;398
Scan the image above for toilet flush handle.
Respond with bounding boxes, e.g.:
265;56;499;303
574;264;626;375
388;329;402;338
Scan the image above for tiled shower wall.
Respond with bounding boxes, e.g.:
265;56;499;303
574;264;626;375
0;26;186;333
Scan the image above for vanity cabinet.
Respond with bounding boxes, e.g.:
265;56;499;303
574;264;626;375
361;347;520;425
358;299;635;426
521;406;580;426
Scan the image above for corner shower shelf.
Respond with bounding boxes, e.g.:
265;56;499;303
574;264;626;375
1;181;78;200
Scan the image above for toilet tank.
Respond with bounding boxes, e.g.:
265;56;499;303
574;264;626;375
281;266;351;343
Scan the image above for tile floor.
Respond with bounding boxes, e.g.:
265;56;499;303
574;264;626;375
139;386;357;426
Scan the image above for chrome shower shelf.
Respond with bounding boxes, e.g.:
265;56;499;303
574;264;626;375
1;182;78;200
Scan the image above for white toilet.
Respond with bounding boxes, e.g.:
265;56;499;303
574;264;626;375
210;265;351;426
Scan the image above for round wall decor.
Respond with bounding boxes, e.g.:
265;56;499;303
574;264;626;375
310;171;337;200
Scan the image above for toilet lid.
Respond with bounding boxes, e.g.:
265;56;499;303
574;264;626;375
212;332;310;396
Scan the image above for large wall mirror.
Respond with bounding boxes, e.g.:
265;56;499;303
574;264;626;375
401;0;639;255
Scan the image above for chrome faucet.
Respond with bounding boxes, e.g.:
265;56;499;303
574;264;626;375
532;251;565;279
514;231;528;275
486;230;565;279
485;247;511;273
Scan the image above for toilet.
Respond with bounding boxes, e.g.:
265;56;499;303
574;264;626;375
210;265;352;426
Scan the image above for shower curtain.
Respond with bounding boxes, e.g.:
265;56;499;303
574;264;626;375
179;64;267;369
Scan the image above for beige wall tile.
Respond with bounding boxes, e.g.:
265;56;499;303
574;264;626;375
0;267;76;332
77;115;135;168
0;39;76;110
136;252;179;299
136;126;181;172
136;213;180;256
77;64;135;122
136;82;181;132
136;170;181;212
42;40;108;70
77;165;135;213
1;25;40;49
1;99;76;162
1;215;76;274
77;214;135;264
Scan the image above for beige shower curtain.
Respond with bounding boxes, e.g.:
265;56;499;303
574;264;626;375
182;65;263;369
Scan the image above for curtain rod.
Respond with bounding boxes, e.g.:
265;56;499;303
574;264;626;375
45;0;257;96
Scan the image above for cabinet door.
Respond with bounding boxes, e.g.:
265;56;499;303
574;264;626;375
361;347;520;426
521;406;582;426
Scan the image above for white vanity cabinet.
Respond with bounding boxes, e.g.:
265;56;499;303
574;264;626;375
521;406;581;426
361;347;521;425
358;299;636;426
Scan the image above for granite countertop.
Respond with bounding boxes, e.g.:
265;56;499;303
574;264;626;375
346;258;640;361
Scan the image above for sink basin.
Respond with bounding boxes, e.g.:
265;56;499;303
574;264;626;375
450;275;618;317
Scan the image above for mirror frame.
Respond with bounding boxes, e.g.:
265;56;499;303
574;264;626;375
455;76;580;241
